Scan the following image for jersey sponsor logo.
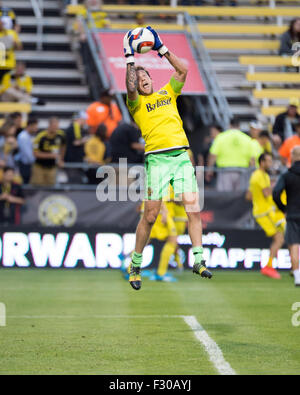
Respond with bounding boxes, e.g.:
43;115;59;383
146;97;171;113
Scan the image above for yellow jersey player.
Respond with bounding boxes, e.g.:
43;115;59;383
248;153;286;279
124;26;212;290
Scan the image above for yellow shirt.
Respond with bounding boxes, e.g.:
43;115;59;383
0;71;33;94
249;169;275;217
85;136;106;164
127;78;189;155
0;29;21;69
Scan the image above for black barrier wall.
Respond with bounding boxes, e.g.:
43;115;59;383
20;189;253;230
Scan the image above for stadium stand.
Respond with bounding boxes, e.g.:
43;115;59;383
6;0;91;130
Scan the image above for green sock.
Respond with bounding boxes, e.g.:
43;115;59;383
192;247;204;265
132;252;143;267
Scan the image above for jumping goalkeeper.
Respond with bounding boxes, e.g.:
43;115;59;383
124;26;212;290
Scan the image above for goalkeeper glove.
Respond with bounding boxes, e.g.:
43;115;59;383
146;26;169;58
123;30;135;64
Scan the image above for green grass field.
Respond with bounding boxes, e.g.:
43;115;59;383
0;269;299;375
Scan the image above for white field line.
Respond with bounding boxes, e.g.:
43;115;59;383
182;315;237;376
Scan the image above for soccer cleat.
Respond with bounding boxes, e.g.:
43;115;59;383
129;263;142;290
294;271;300;287
260;266;281;280
193;261;212;279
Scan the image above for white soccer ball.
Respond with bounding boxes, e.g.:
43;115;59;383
130;27;155;54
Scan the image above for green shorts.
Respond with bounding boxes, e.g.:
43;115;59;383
144;150;198;201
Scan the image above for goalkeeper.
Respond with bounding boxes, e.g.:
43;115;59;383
124;26;212;290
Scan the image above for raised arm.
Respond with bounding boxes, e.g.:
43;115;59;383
126;63;138;101
124;31;138;101
164;51;188;83
146;26;188;83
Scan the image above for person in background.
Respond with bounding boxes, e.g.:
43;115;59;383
86;89;122;139
249;121;263;141
248;153;285;280
252;131;272;167
0;18;22;81
0;166;24;225
0;1;20;32
279;18;300;56
65;111;89;163
181;0;203;5
273;99;300;145
7;111;23;136
0;122;17;180
198;124;222;167
273;146;300;287
31;117;66;187
206;117;255;191
109;122;144;164
279;122;300;168
84;123;110;184
0;120;16;150
16;117;39;184
0;61;44;105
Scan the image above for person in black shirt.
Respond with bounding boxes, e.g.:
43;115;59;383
30;117;66;186
0;167;24;225
272;101;300;146
109;122;144;164
273;146;300;286
65;111;89;163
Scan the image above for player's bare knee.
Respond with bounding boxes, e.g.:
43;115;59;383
186;210;201;223
144;211;158;226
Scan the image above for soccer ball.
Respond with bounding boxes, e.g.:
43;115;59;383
130;28;155;54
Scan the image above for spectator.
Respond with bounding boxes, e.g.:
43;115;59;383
249;121;263;140
84;124;110;184
110;122;144;164
181;0;203;5
272;99;300;145
0;166;24;225
135;12;146;26
214;0;237;5
0;120;16;151
0;61;44;105
0;1;19;32
7;111;23;136
86;88;122;139
75;0;109;42
279;122;300;168
198;124;222;167
31;117;66;187
252;131;272;167
84;0;110;28
65;111;89;163
16;117;39;184
279;18;300;56
273;146;300;287
0;122;16;180
206;117;255;191
0;17;22;81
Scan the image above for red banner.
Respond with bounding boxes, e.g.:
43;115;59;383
96;32;207;94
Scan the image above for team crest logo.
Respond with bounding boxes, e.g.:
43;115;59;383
158;90;168;95
38;195;77;227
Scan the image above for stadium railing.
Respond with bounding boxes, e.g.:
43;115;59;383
66;4;300;26
239;56;298;73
